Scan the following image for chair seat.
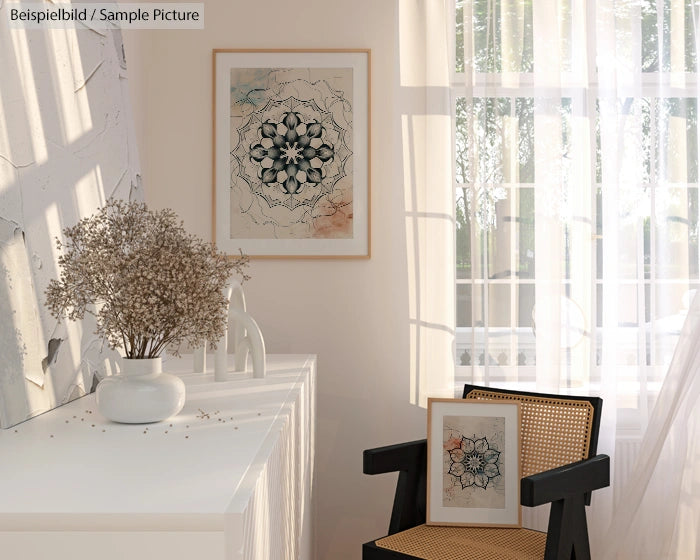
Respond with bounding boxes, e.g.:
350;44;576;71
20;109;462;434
375;524;547;560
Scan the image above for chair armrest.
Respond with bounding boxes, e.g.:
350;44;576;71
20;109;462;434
521;454;610;507
363;440;427;475
363;439;427;534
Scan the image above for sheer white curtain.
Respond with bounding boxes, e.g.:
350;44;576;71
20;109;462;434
398;0;455;407
401;0;700;556
601;291;700;558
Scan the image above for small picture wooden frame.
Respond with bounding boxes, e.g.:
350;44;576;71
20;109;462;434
427;398;522;527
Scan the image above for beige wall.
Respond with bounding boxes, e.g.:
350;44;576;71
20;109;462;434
123;1;428;558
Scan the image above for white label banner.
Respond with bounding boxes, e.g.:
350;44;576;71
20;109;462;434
5;3;205;29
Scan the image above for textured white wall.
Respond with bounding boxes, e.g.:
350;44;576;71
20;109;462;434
0;12;140;428
122;1;429;558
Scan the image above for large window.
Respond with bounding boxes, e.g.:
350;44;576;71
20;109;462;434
454;0;700;394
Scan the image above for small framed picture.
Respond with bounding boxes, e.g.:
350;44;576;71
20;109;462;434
427;398;521;527
212;49;370;258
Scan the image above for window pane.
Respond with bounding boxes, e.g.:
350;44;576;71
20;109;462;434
456;186;472;279
655;187;694;279
456;97;471;183
597;98;651;184
518;188;535;278
488;284;511;327
655;98;697;184
481;187;534;279
684;0;698;72
596;188;603;280
475;97;511;183
642;0;700;72
690;187;699;279
457;283;511;330
456;97;535;185
502;0;534;72
561;97;573;181
642;0;661;72
473;0;502;72
487;192;512;278
618;212;646;281
516;98;534;182
463;183;508;243
457;283;473;327
641;98;652;184
517;284;535;327
618;285;640;327
595;100;602;184
642;0;672;72
596;187;651;282
560;0;573;72
472;224;486;279
456;0;465;73
470;0;534;73
688;102;699;183
645;283;651;326
472;284;486;326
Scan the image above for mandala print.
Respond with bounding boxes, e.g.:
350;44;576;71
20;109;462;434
232;96;352;212
447;436;501;489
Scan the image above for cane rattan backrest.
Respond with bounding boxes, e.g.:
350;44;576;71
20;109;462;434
464;388;595;477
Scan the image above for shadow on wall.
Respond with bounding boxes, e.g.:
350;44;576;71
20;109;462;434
0;14;140;429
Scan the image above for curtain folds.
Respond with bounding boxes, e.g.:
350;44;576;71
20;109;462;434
401;0;700;556
601;291;700;559
398;0;456;407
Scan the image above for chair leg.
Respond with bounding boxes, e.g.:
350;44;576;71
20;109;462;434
544;495;591;560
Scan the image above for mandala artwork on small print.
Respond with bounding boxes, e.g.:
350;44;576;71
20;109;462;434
447;436;501;489
443;415;506;509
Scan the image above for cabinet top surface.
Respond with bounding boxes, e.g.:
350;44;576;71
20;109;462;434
0;354;315;528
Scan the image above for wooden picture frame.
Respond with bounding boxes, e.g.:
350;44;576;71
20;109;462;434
212;49;371;259
427;398;522;527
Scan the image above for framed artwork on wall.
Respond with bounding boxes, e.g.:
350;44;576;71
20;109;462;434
212;49;371;258
427;398;522;527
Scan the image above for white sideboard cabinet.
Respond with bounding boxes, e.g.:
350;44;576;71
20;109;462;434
0;355;316;560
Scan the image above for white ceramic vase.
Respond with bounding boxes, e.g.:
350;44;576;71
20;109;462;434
96;357;186;423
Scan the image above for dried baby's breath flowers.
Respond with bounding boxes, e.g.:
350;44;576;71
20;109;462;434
45;199;249;359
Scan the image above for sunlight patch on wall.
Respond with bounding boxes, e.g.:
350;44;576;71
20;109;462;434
0;93;14;189
0;153;15;201
8;28;48;164
43;202;64;280
0;226;46;388
48;28;94;144
74;165;106;218
0;224;51;426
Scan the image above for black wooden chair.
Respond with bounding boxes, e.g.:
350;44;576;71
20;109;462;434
363;384;610;560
